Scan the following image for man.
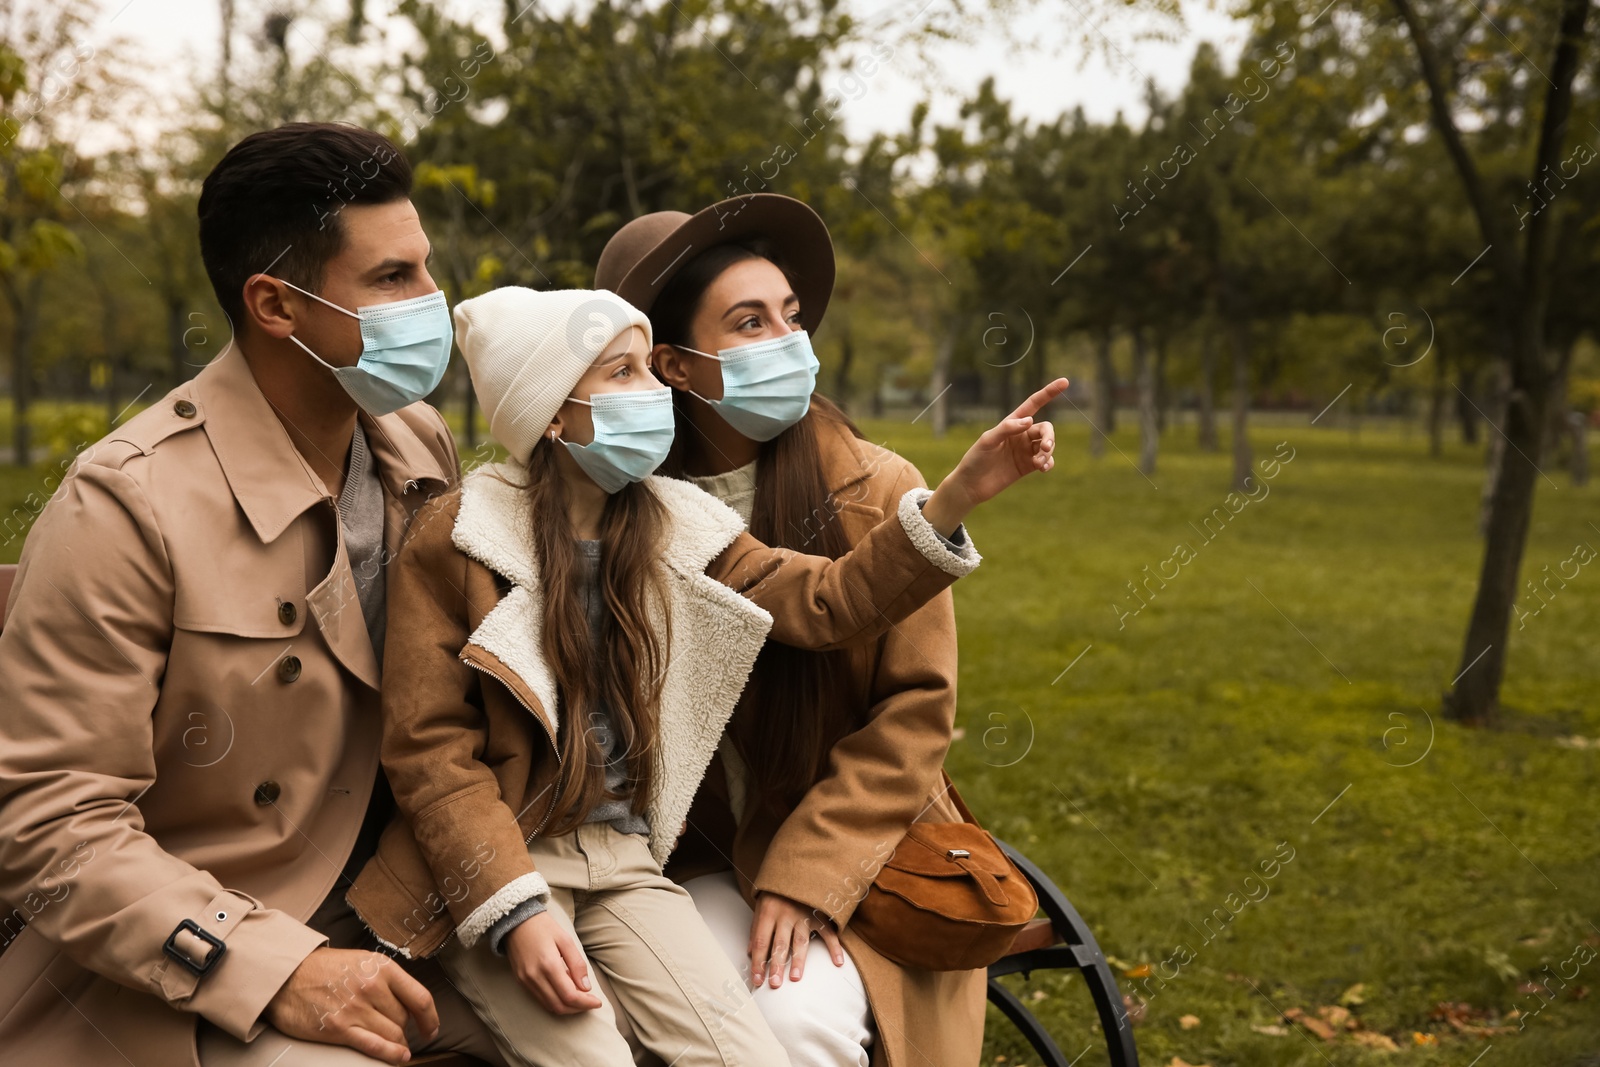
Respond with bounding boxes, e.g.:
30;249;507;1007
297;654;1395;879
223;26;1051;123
0;123;504;1066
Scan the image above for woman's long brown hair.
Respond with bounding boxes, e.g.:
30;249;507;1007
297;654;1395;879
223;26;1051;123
653;242;867;811
516;436;671;834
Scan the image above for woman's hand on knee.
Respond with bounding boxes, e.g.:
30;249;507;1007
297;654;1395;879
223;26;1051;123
505;911;604;1015
748;892;845;990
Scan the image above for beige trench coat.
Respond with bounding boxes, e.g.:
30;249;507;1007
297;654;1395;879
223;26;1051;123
668;417;989;1067
0;348;458;1065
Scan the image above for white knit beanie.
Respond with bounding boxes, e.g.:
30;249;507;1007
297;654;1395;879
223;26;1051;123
454;287;653;465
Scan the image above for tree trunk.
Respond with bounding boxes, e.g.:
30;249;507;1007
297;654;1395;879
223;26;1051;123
833;323;854;413
168;298;189;383
1091;328;1115;458
1229;319;1252;491
996;360;1014;424
1134;326;1158;476
1154;333;1169;434
1570;413;1589;487
1477;361;1509;536
1197;326;1218;452
1445;344;1553;726
1427;349;1446;458
1455;364;1481;444
9;291;38;467
930;322;956;439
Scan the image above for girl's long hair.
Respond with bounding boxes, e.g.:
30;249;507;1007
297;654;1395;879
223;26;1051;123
518;435;671;834
652;241;867;811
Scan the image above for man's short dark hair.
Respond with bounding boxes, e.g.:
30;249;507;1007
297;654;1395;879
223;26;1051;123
198;122;413;328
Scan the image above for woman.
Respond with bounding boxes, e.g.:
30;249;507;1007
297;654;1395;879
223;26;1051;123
596;195;1041;1067
345;284;1064;1067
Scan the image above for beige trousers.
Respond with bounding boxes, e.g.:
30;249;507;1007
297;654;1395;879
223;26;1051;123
438;821;789;1067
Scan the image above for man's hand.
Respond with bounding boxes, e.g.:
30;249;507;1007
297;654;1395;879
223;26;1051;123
504;910;604;1015
265;946;439;1065
748;892;845;989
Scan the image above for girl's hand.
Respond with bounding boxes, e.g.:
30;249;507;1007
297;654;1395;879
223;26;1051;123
748;892;845;989
921;378;1068;537
504;910;604;1015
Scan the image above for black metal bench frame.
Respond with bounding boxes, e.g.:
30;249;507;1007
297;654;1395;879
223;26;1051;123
987;839;1140;1067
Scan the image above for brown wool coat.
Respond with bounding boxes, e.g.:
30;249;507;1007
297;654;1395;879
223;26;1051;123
0;349;459;1066
344;458;980;964
667;418;989;1067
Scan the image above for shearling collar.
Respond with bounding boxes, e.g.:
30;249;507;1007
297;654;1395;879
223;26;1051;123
448;460;774;868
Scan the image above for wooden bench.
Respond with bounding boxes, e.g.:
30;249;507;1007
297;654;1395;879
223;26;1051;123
1;563;1136;1065
988;839;1140;1066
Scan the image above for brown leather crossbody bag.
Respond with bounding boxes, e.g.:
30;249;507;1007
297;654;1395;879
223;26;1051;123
849;775;1038;971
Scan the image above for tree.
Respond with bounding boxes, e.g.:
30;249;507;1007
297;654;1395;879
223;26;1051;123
1385;0;1593;724
0;2;105;465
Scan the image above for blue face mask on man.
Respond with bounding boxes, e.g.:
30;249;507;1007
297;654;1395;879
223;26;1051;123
277;279;454;416
674;330;819;442
559;387;676;493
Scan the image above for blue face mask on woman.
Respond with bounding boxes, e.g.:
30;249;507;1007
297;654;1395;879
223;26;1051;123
277;279;454;416
559;387;676;493
674;330;819;442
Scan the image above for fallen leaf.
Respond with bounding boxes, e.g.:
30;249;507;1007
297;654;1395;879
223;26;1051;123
1338;983;1366;1007
1029;989;1048;1002
1429;1000;1510;1036
1124;963;1153;979
1351;1032;1400;1052
1412;1032;1438;1047
1169;1058;1212;1067
1284;1008;1337;1041
1179;1014;1200;1030
1250;1024;1289;1036
1317;1005;1353;1029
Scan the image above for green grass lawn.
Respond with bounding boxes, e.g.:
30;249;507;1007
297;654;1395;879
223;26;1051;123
852;417;1599;1067
3;411;1596;1065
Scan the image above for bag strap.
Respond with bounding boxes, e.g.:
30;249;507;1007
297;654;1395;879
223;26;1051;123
940;769;982;827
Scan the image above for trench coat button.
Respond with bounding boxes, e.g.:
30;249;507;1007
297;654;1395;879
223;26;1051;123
174;399;197;418
253;781;281;806
278;601;297;625
277;655;301;683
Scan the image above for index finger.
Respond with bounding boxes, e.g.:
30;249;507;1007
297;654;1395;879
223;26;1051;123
1010;378;1070;421
381;957;440;1039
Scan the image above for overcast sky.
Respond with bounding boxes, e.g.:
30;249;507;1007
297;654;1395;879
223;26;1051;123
89;0;1250;143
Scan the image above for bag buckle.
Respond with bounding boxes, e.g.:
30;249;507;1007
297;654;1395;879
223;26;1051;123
946;848;971;859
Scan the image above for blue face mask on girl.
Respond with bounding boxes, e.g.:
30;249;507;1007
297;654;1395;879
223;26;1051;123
277;279;454;416
674;330;819;442
559;387;676;493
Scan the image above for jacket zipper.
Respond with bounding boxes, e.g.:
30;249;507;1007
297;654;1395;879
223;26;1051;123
461;653;564;842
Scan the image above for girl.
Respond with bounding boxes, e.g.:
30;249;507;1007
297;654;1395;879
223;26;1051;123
346;285;1063;1067
596;193;1029;1067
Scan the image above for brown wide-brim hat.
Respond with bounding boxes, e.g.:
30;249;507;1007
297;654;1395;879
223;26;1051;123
594;194;835;333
